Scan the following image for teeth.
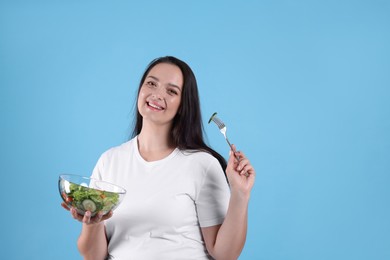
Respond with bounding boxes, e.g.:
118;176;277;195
148;102;163;110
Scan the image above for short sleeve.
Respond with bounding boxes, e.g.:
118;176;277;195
90;152;107;180
195;158;230;227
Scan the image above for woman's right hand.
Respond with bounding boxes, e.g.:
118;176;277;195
61;202;113;225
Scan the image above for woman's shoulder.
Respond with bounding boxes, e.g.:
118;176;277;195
178;149;226;183
179;149;221;165
100;138;136;159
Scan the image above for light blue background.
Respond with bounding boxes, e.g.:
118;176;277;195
1;0;389;259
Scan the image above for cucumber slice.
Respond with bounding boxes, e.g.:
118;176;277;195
82;199;97;212
208;112;217;124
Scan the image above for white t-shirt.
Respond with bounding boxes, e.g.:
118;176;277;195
91;137;230;260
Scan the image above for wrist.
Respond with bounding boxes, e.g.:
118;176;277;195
230;189;251;203
83;221;105;231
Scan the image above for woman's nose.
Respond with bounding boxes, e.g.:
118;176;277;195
152;86;165;99
151;93;163;100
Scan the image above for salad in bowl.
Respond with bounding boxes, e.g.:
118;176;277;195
59;174;126;217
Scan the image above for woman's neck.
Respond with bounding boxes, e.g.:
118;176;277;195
137;122;175;161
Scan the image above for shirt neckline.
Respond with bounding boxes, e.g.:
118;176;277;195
134;136;179;166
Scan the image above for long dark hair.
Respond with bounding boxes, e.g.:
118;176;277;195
131;56;227;171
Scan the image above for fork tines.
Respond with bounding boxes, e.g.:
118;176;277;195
208;112;225;129
212;117;225;129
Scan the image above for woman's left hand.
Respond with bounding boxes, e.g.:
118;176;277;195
226;144;256;198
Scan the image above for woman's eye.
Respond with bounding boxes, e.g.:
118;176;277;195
167;89;178;95
146;81;156;87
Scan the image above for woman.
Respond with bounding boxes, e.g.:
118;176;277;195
62;56;255;260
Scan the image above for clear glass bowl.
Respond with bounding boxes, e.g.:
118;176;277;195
59;174;126;217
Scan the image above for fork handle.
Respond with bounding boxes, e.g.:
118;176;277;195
225;137;240;162
225;136;249;177
226;137;249;177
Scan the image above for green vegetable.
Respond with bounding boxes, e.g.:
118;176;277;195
65;182;119;215
208;112;217;124
82;199;97;212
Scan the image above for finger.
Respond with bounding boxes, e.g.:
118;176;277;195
228;149;236;166
237;158;250;172
241;171;249;177
229;144;241;162
232;152;244;166
91;211;104;224
102;210;113;221
230;144;237;153
83;211;92;224
230;144;240;161
61;202;70;211
235;150;247;160
70;207;81;220
240;165;252;176
226;152;238;177
243;167;256;179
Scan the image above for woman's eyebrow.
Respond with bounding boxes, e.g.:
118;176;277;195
146;75;159;81
147;75;181;91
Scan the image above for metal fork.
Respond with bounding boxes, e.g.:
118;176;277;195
208;112;240;162
209;112;249;177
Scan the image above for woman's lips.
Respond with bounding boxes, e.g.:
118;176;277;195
147;101;164;110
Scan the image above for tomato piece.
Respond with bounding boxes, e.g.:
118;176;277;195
66;196;73;203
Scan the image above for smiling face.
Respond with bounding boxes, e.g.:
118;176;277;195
137;62;184;127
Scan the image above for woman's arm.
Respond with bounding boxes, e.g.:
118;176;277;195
78;224;107;260
62;204;112;260
202;146;255;260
